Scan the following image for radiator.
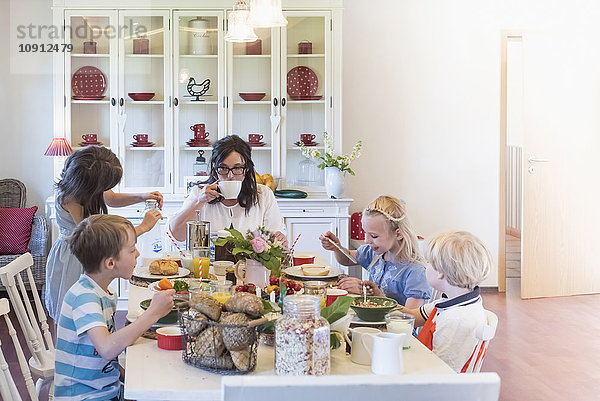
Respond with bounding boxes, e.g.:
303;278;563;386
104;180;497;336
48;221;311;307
506;145;522;236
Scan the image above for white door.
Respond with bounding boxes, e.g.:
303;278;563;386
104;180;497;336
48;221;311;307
521;32;600;298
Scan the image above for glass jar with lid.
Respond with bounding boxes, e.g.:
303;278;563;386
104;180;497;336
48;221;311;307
296;156;320;186
275;295;330;375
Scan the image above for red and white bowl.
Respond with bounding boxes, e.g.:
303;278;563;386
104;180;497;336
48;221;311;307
156;327;183;350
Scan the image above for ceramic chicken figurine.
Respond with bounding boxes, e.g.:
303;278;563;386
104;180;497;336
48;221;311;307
187;77;210;101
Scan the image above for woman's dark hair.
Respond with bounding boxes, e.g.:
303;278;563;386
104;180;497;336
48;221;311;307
57;146;123;218
207;135;258;214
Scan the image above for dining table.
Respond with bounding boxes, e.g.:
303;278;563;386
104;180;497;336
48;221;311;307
124;280;455;401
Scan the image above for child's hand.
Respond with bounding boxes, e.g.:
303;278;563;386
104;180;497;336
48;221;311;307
337;276;362;294
362;280;384;297
139;209;162;234
146;289;175;319
319;231;340;251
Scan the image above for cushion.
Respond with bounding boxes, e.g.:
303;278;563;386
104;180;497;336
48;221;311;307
0;206;38;254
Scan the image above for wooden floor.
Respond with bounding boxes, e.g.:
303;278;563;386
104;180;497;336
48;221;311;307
505;233;521;278
3;284;600;401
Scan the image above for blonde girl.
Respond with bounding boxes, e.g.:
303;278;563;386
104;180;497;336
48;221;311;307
320;195;431;308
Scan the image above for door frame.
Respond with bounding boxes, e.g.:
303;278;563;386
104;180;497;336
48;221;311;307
499;31;523;293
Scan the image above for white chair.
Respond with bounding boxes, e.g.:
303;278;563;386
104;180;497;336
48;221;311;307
464;309;498;373
222;372;501;401
0;253;54;399
1;298;39;401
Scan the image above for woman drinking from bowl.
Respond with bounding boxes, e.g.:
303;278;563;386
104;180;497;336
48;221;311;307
169;135;287;247
320;195;431;309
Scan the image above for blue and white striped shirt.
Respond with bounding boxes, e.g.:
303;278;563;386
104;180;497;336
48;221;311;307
54;275;119;401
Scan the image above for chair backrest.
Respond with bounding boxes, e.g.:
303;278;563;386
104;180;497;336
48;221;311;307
222;373;501;401
0;253;54;372
0;179;26;208
0;298;39;401
464;309;498;373
350;212;364;240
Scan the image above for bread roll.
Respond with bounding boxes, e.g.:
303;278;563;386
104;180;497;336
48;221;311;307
149;259;179;275
230;348;253;371
224;292;264;317
190;292;222;321
221;313;255;351
301;266;330;276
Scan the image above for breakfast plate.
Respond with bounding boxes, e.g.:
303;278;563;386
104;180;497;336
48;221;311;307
348;310;386;326
284;265;341;280
147;277;200;293
132;266;191;280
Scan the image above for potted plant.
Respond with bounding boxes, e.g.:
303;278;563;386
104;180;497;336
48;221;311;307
299;132;362;198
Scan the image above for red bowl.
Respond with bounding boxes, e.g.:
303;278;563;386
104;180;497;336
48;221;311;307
156;327;183;350
293;254;316;266
239;92;266;101
128;92;155;101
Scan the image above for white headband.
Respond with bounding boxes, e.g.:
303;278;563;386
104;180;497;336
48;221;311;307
365;208;405;223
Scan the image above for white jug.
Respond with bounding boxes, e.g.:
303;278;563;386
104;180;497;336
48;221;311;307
234;259;270;289
363;332;406;375
344;327;381;365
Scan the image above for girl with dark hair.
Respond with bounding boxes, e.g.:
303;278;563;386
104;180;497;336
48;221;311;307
45;146;164;319
169;135;287;247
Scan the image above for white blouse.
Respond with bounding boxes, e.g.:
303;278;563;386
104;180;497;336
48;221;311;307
175;184;286;235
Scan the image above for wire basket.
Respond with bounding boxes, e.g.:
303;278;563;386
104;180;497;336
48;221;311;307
179;309;259;375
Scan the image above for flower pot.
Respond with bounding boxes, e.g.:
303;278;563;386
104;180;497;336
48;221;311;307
325;167;345;199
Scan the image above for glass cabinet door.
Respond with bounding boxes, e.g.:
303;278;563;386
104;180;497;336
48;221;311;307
173;11;224;193
118;11;171;192
227;25;278;178
281;12;331;190
65;11;118;154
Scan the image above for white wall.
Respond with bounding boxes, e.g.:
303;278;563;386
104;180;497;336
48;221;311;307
4;0;600;287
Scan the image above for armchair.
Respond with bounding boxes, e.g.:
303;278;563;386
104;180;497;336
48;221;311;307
0;179;50;290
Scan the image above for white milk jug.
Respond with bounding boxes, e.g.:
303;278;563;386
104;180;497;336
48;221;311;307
344;327;381;365
364;332;406;375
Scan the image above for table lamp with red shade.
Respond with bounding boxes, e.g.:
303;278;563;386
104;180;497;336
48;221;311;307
44;137;73;182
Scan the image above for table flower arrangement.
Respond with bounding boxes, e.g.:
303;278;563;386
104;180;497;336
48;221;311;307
213;227;285;273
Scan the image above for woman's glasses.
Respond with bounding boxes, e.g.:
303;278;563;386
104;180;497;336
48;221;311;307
216;165;246;176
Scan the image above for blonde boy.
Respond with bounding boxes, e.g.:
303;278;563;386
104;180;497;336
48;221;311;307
54;215;174;401
400;231;492;373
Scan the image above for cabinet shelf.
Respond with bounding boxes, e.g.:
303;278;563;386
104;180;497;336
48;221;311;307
71;53;110;58
126;54;164;58
71;100;111;104
126;100;165;105
289;146;325;150
179;54;218;59
180;146;213;150
127;146;165;150
233;54;271;59
287;53;325;58
180;100;218;105
249;146;272;150
233;101;271;105
287;99;326;104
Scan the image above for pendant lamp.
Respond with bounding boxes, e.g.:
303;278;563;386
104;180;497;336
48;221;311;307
225;0;258;42
248;0;288;28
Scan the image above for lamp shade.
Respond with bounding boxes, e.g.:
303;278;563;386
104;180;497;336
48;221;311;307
225;0;258;42
44;137;73;156
248;0;288;28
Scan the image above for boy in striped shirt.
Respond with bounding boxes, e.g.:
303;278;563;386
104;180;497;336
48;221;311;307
399;231;492;372
54;215;174;400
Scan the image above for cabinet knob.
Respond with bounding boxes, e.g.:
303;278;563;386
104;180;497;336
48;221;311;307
281;97;286;107
173;97;178;106
273;97;278;107
119;98;124;107
111;98;116;106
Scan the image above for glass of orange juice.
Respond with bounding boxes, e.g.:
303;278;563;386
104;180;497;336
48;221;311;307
192;247;210;279
210;280;233;304
303;281;327;309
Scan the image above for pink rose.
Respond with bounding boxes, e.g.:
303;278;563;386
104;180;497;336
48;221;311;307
250;237;267;253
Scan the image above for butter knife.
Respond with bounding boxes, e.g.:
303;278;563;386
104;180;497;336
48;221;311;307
325;236;358;265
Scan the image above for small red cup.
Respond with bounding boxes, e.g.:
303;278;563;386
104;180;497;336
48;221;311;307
156;327;183;350
133;134;148;143
300;133;316;143
82;133;97;143
194;131;209;140
326;288;348;306
133;38;149;54
248;133;263;143
293;255;315;266
246;39;262;55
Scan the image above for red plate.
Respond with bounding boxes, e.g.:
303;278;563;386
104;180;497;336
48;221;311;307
289;95;323;101
72;66;107;97
72;95;106;100
78;142;104;147
287;66;319;97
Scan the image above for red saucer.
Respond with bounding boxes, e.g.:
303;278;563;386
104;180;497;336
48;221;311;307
187;140;211;147
295;141;318;147
289;95;323;101
78;141;103;147
249;142;266;147
131;142;155;147
72;95;106;100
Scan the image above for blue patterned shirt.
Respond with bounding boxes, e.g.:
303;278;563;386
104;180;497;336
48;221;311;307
356;245;432;305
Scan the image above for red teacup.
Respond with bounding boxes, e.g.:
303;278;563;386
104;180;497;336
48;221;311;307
326;288;348;307
82;133;97;143
193;131;209;140
249;133;263;143
190;123;205;133
133;134;148;143
300;133;316;143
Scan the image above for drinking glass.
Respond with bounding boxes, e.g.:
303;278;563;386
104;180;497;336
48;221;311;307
192;247;210;279
384;312;415;349
209;280;233;304
303;280;327;309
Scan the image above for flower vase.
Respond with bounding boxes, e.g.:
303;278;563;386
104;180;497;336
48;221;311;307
325;167;345;199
